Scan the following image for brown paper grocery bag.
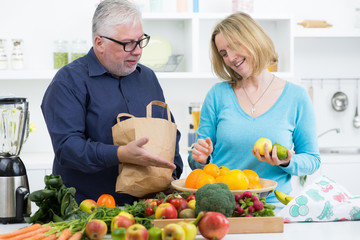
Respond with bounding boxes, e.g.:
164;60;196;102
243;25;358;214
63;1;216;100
112;101;177;198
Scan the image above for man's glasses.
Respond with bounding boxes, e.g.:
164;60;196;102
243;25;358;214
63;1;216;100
100;34;150;52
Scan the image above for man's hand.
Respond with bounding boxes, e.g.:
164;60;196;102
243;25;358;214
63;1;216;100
117;137;176;170
192;137;213;164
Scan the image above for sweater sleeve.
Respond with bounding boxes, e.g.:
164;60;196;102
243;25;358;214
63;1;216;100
280;86;321;176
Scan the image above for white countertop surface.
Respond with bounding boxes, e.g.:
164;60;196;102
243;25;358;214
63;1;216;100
1;221;360;239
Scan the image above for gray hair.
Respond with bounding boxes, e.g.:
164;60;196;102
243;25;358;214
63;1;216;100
92;0;142;43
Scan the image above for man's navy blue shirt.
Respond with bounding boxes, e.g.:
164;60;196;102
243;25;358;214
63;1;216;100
41;48;183;205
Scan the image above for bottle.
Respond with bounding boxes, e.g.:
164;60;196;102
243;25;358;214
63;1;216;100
11;39;24;70
0;39;8;70
53;40;69;69
355;8;360;28
188;124;196;148
71;40;87;62
193;0;199;13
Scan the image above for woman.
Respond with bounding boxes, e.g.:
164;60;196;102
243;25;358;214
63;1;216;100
188;12;320;202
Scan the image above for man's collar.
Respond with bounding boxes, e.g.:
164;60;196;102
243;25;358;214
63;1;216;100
88;48;142;78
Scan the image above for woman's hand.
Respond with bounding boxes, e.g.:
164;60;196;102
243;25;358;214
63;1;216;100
117;137;176;170
192;137;213;164
252;143;293;167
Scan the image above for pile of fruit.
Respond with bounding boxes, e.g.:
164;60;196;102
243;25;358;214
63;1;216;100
184;163;262;191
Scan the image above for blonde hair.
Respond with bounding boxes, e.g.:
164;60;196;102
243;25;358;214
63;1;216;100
210;12;278;87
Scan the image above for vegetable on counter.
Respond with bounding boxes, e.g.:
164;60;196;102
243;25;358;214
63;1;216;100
25;174;86;224
194;182;236;217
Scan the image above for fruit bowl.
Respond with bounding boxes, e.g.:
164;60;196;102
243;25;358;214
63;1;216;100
171;178;277;198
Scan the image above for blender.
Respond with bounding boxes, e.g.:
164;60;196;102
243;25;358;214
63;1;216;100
0;97;31;223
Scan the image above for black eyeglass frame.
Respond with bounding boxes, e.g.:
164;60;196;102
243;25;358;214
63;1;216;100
100;34;150;52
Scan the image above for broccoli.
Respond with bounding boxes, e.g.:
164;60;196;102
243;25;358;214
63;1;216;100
194;182;236;217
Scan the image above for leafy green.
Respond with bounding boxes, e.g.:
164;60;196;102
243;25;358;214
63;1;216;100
25;174;84;224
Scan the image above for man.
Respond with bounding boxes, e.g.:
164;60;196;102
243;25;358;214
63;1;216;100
41;0;183;206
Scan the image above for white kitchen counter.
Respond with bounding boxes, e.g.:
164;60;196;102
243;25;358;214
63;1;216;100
1;221;359;239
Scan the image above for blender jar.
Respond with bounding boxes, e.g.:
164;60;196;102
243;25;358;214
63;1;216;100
0;98;29;157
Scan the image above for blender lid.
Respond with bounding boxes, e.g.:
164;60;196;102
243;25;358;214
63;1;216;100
0;97;27;104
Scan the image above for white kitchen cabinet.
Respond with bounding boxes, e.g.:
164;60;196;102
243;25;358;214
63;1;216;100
0;12;294;81
291;154;360;197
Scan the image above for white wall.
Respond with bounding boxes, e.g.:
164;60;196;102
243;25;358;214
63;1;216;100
1;0;359;159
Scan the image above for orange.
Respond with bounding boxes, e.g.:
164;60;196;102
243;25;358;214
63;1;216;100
243;169;260;184
248;182;262;189
184;169;205;189
219;166;230;176
215;175;225;183
203;163;220;178
97;194;116;208
222;169;249;190
196;174;216;189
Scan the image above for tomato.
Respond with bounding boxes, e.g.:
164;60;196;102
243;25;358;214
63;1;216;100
145;206;155;216
156;199;164;206
169;198;182;209
170;198;189;211
97;194;116;208
186;194;195;202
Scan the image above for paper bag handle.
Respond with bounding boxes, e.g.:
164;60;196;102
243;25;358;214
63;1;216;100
115;113;135;123
146;101;171;122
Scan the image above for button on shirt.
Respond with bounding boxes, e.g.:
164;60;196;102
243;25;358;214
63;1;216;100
41;48;183;205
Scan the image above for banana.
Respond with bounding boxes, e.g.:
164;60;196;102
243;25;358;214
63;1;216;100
274;190;294;205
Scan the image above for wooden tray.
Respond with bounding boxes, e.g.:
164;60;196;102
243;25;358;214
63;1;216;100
153;217;284;234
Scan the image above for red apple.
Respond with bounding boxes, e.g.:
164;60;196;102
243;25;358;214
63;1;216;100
85;219;108;240
111;215;134;231
79;199;97;214
118;211;136;225
155;203;178;219
198;212;229;240
126;224;149;240
162;223;185;240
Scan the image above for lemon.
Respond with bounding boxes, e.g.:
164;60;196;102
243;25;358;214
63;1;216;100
253;138;273;155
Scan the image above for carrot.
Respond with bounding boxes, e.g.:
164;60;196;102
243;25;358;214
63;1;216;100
68;232;83;240
5;226;51;240
0;224;42;239
57;228;72;240
42;233;57;240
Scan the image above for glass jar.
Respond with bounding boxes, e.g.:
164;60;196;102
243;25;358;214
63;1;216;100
11;39;24;70
355;8;360;28
70;40;87;62
0;39;8;70
53;40;69;69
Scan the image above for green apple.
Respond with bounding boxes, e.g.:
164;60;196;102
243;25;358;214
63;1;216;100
148;227;162;240
177;222;197;240
79;199;97;214
162;223;185;240
112;227;126;240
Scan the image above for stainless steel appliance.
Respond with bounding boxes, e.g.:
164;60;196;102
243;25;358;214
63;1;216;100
0;97;31;223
